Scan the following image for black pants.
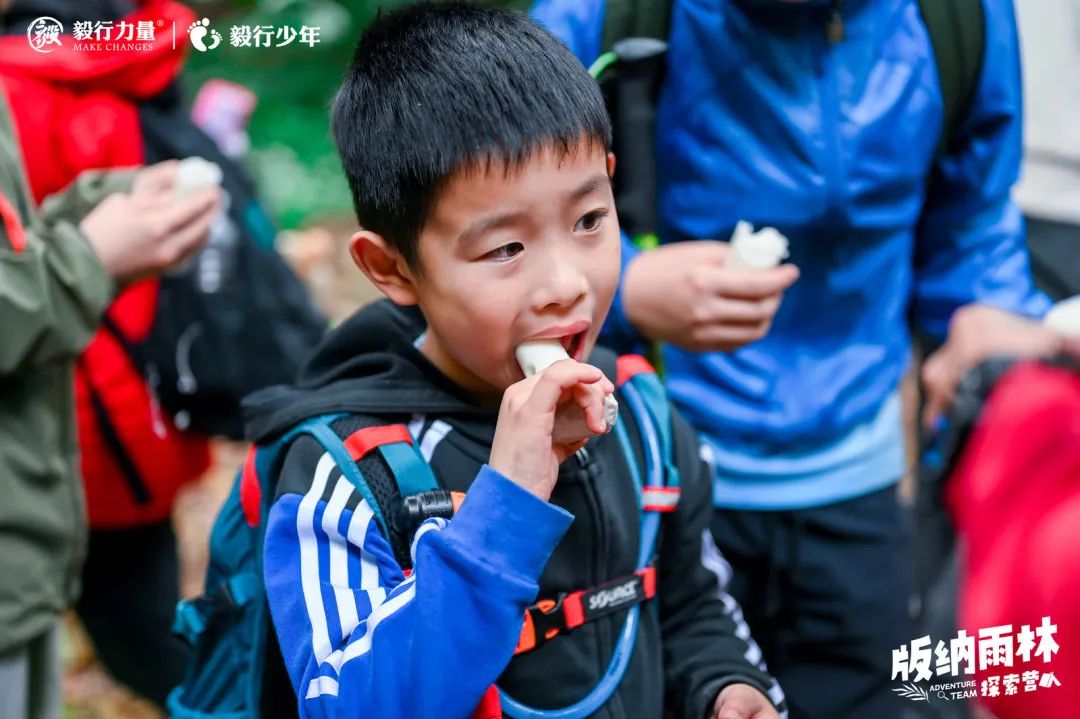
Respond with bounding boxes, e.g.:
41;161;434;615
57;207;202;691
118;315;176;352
712;485;915;719
75;520;191;708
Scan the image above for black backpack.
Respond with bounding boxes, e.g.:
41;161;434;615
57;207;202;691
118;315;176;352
102;86;328;440
596;0;986;242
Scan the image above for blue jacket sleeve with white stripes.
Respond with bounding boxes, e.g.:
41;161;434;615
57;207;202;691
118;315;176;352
263;436;574;718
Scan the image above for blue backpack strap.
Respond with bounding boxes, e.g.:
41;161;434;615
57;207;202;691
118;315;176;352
337;421;438;493
235;413;353;534
243;415;437;567
295;417;438;540
380;440;439;497
616;355;681;507
301;421;393;534
243;414;426;542
614;354;679;574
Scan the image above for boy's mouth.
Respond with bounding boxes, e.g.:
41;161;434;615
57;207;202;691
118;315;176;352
524;321;591;363
563;331;586;361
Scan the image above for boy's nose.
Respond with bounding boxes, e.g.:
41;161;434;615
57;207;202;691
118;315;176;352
533;259;588;311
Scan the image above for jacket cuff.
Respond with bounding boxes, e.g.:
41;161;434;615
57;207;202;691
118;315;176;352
57;222;117;317
444;465;574;582
39;167;137;227
699;676;781;719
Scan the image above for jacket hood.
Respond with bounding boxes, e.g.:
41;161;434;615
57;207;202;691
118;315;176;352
243;300;479;442
244;295;617;442
242;299;620;444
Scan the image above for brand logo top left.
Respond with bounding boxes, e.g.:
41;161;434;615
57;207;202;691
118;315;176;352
27;17;63;53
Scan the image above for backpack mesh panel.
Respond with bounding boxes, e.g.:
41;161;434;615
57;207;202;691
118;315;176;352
330;416;412;569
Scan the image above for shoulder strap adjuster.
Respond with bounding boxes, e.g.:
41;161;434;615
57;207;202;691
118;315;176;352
172;571;258;646
513;566;658;656
641;485;680;513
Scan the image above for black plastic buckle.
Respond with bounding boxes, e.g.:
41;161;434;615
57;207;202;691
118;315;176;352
527;593;570;649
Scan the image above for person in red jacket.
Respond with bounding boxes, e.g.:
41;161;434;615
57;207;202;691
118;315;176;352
0;0;212;706
925;305;1079;717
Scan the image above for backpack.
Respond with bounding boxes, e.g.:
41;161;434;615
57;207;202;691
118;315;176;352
101;89;329;442
596;0;987;243
167;355;682;719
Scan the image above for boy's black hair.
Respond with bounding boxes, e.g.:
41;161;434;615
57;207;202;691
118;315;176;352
331;1;612;270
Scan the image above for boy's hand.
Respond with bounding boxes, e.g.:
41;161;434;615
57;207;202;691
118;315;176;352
490;360;614;501
712;683;779;719
79;160;221;288
622;240;799;352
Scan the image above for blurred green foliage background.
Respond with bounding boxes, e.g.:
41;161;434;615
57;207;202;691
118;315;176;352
182;0;531;230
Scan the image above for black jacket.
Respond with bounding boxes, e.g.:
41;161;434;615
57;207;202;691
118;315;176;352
245;300;783;719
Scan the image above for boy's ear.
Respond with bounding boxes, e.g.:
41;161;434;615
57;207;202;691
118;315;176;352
607;152;616;180
348;230;420;306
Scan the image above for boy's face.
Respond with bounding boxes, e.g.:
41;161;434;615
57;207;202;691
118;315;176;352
365;144;620;404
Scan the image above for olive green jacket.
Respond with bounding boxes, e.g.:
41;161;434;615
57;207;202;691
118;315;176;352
0;95;131;652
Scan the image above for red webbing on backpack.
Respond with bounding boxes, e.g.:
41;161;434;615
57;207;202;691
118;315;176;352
343;424;414;460
616;354;655;387
240;447;262;528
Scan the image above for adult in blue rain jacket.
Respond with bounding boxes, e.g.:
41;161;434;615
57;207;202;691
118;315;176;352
531;0;1050;716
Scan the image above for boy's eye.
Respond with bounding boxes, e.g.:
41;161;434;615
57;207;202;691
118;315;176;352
482;242;524;261
576;210;608;233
